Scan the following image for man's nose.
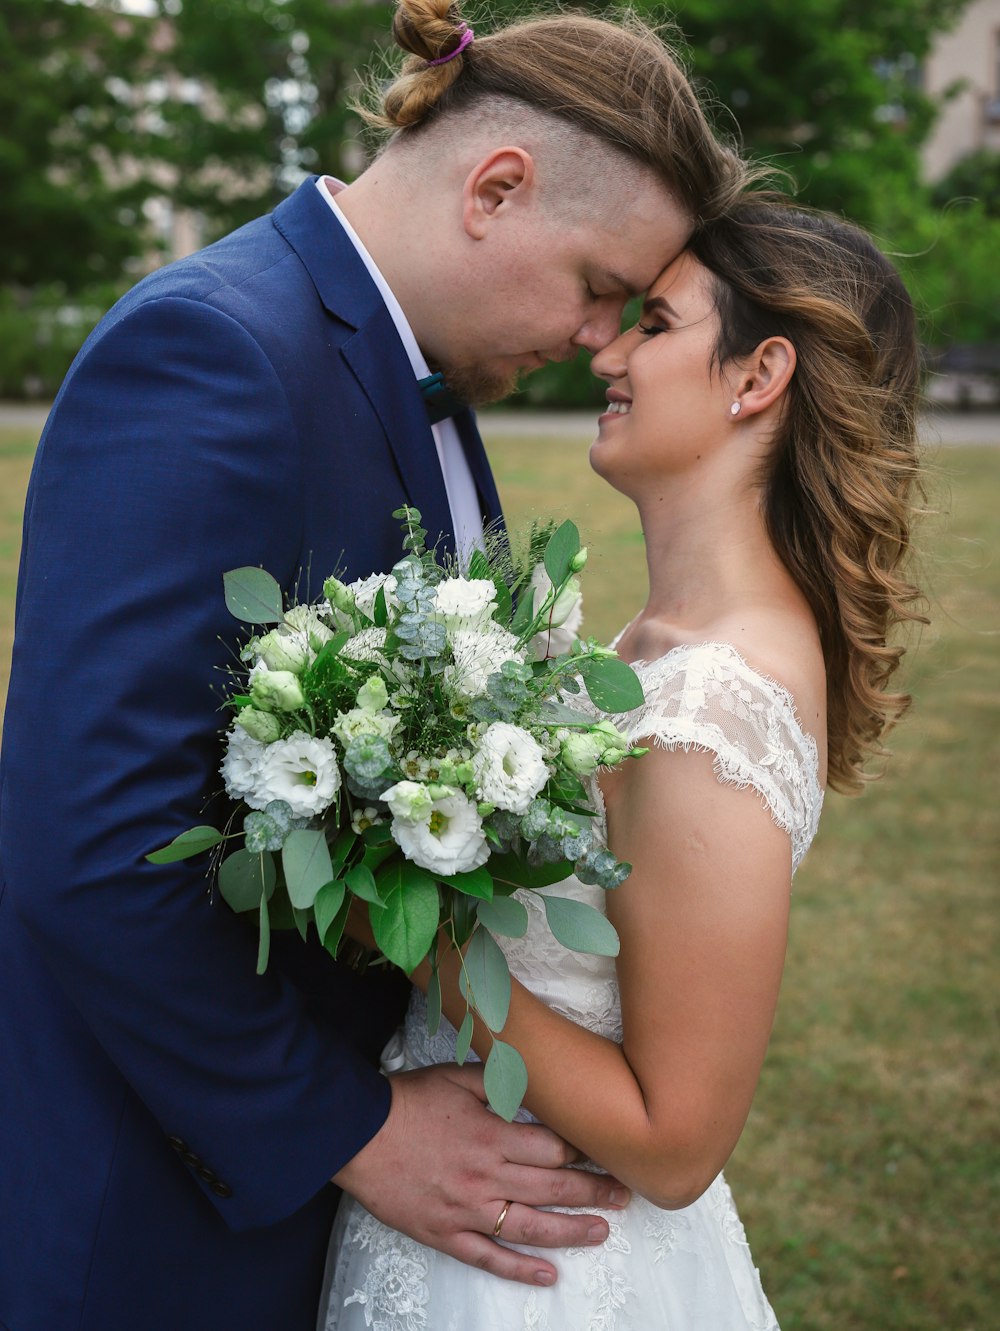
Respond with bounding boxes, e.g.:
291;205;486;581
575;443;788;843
571;303;627;355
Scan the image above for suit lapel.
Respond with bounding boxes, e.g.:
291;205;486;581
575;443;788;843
272;179;455;557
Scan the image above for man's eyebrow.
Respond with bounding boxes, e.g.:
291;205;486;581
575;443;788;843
598;268;644;299
642;295;680;319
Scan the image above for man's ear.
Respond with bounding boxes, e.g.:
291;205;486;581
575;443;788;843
462;147;535;239
730;337;796;418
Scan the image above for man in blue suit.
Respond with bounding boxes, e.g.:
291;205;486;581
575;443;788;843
0;9;743;1328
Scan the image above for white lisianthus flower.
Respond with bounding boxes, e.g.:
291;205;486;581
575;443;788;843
283;605;335;652
235;705;283;745
387;787;490;876
529;563;584;658
251;732;341;817
250;669;305;713
381;780;435;824
331;707;400;748
444;625;523;700
357;675;389;713
472;722;550;813
341;627;389;666
349;573;398;621
220;726;267;802
433;577;497;629
256;627;313;675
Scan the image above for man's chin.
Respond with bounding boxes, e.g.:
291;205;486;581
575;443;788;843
436;362;527;409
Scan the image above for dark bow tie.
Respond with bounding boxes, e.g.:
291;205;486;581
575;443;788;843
418;372;467;425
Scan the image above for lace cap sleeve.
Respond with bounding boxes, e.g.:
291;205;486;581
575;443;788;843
622;642;824;874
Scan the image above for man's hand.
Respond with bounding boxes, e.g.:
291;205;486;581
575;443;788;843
332;1063;629;1286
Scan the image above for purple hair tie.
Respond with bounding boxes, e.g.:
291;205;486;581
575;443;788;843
425;24;474;66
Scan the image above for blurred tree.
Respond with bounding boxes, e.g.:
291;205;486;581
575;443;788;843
931;147;1000;216
0;0;160;287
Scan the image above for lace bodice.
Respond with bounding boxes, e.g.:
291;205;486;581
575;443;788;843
401;640;823;1070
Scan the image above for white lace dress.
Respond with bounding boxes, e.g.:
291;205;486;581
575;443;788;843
317;642;824;1331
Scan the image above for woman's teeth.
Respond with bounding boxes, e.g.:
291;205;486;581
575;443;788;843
606;402;632;415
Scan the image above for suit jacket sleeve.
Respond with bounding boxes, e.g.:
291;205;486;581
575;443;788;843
2;294;391;1231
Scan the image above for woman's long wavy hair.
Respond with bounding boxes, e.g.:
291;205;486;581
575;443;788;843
690;198;926;792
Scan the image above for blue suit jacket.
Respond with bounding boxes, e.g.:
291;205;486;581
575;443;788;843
0;177;503;1331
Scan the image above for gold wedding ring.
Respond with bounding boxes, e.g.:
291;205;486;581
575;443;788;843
493;1200;512;1238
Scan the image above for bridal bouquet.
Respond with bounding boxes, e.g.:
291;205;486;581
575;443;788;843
149;509;646;1118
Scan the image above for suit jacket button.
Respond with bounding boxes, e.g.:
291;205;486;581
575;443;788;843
181;1150;200;1167
196;1165;216;1183
210;1180;233;1198
167;1136;187;1153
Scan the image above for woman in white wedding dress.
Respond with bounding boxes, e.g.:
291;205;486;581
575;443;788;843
318;199;924;1330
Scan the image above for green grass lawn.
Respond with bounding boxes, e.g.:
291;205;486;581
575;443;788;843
1;422;997;1327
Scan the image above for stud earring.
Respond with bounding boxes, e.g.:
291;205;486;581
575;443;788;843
730;401;742;416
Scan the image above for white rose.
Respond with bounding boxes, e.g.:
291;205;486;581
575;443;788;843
256;627;313;675
433;577;498;629
331;707;400;748
472;722;550;813
251;732;341;817
529;564;584;658
389;788;489;876
444;625;523;700
221;725;268;803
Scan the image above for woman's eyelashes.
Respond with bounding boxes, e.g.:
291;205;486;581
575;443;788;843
636;320;667;336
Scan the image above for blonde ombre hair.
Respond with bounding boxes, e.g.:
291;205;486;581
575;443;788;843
692;198;926;792
361;1;749;225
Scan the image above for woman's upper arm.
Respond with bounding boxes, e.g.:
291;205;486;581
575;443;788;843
604;743;792;1170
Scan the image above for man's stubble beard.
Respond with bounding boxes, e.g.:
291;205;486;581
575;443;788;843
430;360;526;409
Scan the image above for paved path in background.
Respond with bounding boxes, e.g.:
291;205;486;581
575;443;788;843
3;401;998;446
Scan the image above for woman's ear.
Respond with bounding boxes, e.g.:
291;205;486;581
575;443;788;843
462;147;535;239
729;337;796;419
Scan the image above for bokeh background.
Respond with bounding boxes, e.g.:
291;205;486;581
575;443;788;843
2;3;998;1327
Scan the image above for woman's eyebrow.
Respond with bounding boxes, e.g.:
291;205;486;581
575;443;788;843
641;295;680;318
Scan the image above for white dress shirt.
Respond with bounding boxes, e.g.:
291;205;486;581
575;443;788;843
315;178;484;564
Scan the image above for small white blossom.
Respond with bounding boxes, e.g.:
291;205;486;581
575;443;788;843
388;787;489;876
220;726;267;802
351;806;383;835
529;563;583;658
381;780;435;824
256;627;313;675
444;625;523;700
251;732;341;817
283;605;335;651
472;722;550;813
433;576;498;629
349;573;398;621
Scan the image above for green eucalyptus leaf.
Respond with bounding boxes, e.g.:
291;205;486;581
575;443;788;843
314;879;347;944
577;657;645;713
345;862;383;905
477;896;529;939
223;567;284;625
266;880;296;931
282;829;334;910
218;849;276;913
146;825;223;864
322;897;352;961
256;893;271;974
484;1039;528;1122
370;861;439;973
537;700;598;728
329;827;357;873
435;865;494;900
489;853;575;891
293;905;311;943
426;969;443;1038
455;1010;474;1066
542;893;620;957
543;520;580;587
463;927;511;1032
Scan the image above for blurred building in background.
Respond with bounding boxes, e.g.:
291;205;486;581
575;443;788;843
922;0;1000;179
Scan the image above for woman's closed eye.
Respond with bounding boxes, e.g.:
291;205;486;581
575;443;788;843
636;320;667;336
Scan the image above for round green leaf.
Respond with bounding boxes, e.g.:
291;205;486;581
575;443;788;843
484;1039;528;1122
218;848;276;913
542;893;620;957
223;566;284;624
146;825;222;864
578;656;645;713
256;893;271;975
